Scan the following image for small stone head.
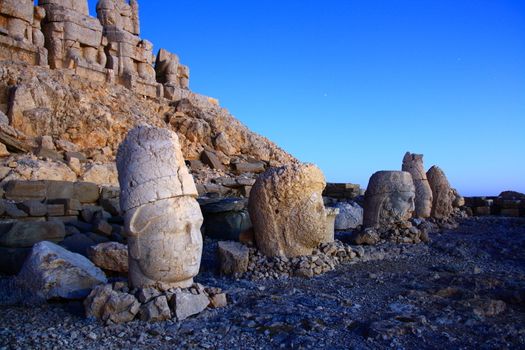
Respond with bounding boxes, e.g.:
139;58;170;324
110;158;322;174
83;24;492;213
363;171;416;228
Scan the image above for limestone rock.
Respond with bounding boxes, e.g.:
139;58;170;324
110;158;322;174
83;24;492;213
333;202;363;230
169;290;209;321
82;163;118;185
249;163;327;257
87;242;128;273
402;152;433;218
324;207;340;243
208;293;227;308
427;166;454;219
17;241;107;301
139;296;171;322
218;241;250;275
363;171;415;229
0;221;66;248
84;284;140;324
117;125;203;290
452;188;465;207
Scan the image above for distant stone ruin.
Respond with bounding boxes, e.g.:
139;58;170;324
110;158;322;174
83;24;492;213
0;0;191;99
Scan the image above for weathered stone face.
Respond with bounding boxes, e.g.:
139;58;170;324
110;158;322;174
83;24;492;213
427;166;454;219
155;48;190;91
363;171;415;228
117;125;203;290
402;152;433;218
248;163;328;258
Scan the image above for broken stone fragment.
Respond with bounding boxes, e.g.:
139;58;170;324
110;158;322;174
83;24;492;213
139;296;171;322
87;242;128;273
402;152;433;218
427;166;455;219
169;289;209;321
218;241;250;275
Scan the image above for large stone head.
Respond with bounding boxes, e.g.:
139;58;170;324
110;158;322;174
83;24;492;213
248;163;328;257
116;124;203;290
363;171;416;228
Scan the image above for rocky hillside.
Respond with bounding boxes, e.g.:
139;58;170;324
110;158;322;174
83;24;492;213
0;61;296;192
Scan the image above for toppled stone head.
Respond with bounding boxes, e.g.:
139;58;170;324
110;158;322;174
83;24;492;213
116;124;203;290
363;171;415;228
402;152;433;218
248;163;328;258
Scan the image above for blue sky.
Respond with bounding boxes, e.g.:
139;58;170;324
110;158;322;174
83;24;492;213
82;0;524;196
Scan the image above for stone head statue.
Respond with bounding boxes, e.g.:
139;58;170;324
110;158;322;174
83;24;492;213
427;166;455;219
248;163;328;257
116;124;203;290
97;0;139;35
363;171;416;228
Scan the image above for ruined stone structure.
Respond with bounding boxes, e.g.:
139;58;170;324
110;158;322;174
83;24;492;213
363;171;415;228
427;166;454;219
0;0;191;99
155;48;190;99
0;0;48;66
38;0;110;82
248;163;329;258
116;125;203;290
402;152;433;218
97;0;162;98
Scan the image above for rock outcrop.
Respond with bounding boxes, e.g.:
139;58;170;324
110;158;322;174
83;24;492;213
427;166;454;219
117;125;203;290
402;152;433;218
248;163;328;257
333;201;363;230
363;171;415;228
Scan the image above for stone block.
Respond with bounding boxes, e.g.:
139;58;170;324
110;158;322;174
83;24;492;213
218;241;249;275
45;180;74;200
233;161;266;174
473;206;491;216
201;150;224;170
500;208;520;217
73;182;100;203
169;290;209;321
47;204;65;217
19;200;47;217
4;181;46;201
59;233;96;257
5;202;28;218
93;219;112;236
0;221;66;248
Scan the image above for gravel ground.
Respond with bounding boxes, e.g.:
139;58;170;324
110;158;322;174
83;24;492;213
1;216;524;349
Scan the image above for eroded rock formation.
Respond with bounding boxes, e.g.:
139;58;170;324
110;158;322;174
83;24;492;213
402;152;433;218
116;124;203;290
248;163;328;258
363;171;415;228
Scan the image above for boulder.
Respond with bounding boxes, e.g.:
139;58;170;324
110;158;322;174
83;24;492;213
363;171;415;228
0;221;66;248
200;149;224;170
333;201;363;230
427;166;454;219
248;163;328;257
169;290;209;321
201;198;252;241
218;241;250;275
17;241;107;301
402;152;433;218
87;242;128;273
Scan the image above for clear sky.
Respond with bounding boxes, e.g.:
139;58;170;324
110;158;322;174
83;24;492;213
83;0;524;196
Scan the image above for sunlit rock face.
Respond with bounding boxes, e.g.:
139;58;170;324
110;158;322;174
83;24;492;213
402;152;433;218
248;163;328;258
427;166;455;219
116;124;203;290
363;171;415;229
